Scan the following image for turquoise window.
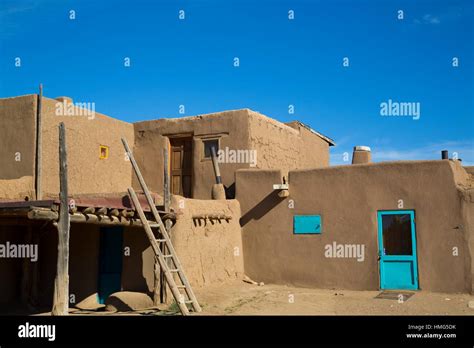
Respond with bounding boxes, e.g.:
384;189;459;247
293;215;322;234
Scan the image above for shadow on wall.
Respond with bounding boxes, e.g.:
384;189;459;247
240;190;285;226
225;183;235;199
122;227;155;298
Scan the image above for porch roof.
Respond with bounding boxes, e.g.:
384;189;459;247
0;192;174;228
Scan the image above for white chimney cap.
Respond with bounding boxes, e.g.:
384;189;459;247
353;146;371;152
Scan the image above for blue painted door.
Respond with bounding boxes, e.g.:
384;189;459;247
377;210;419;290
98;227;123;304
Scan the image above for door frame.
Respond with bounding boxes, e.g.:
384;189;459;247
377;210;419;290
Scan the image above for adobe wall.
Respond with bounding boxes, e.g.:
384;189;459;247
248;111;330;178
133;109;251;199
40;97;135;197
236;161;473;293
0;95;37;200
170;196;244;287
122;197;244;297
454;164;474;292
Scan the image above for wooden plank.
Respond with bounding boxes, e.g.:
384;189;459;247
154;260;160;306
122;138;201;313
0;200;56;209
120;209;134;218
27;209;59;221
160;148;171;304
35;84;43;200
96;207;107;215
82;207;95;214
163;219;173;303
52;122;70;316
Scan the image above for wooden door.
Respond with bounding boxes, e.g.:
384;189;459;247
170;137;193;198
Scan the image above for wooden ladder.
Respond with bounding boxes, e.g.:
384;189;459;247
122;138;202;315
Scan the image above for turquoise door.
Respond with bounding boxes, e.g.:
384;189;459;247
98;227;123;304
377;210;419;290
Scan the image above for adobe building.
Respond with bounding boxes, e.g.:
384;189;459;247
0;95;334;201
236;159;474;293
133;109;335;199
0;92;473;314
0;94;332;312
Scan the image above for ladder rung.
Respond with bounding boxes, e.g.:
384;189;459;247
163;254;173;258
177;285;186;289
169;268;179;272
185;300;194;304
156;239;167;242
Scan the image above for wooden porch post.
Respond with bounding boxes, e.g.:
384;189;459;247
35;83;43;200
51;122;70;316
157;148;172;305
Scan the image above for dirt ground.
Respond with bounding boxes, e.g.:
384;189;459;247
28;280;474;316
193;280;474;315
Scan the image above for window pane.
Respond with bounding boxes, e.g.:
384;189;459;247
204;139;219;158
381;214;413;255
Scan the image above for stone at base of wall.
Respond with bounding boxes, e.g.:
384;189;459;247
105;291;154;312
212;184;226;200
75;293;105;311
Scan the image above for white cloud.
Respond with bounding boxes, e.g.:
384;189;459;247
422;14;441;24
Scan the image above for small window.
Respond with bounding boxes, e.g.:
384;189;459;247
203;139;219;158
99;145;109;159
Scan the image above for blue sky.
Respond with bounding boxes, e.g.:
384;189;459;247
1;0;473;165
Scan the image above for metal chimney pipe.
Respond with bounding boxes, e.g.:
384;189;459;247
441;150;448;160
